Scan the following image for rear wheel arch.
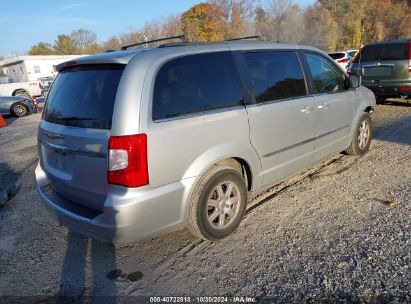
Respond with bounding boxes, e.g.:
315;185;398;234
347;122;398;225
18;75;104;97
12;89;31;99
183;156;254;224
186;163;248;241
216;157;252;192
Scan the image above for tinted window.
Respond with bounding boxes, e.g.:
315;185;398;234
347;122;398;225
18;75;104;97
153;52;243;120
347;51;357;58
243;51;306;103
357;43;409;62
329;53;345;60
305;53;346;94
44;64;124;129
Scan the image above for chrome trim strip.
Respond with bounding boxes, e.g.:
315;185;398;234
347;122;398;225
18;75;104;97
39;139;106;159
363;63;394;68
263;124;349;158
317;124;349;140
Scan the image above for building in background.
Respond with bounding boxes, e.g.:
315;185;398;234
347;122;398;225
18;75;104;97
0;55;86;83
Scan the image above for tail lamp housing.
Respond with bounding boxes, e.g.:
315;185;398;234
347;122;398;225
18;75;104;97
108;134;149;187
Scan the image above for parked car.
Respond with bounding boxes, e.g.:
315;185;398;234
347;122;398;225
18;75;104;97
348;38;411;99
0;96;37;117
328;50;357;70
35;40;376;244
0;79;42;99
38;76;55;97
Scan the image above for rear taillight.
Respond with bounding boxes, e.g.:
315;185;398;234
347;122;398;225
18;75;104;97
65;61;77;66
337;57;349;63
108;134;148;187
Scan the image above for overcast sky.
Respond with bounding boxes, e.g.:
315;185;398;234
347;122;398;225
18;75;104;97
0;0;315;58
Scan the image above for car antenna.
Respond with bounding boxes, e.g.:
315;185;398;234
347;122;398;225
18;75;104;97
121;35;185;50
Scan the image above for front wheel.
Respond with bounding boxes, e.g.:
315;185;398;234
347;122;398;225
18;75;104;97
12;103;28;117
187;165;247;241
345;112;373;155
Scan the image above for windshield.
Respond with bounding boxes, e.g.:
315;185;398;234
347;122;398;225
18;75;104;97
43;64;124;129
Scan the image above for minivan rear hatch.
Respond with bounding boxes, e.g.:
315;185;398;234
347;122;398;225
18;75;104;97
39;64;124;212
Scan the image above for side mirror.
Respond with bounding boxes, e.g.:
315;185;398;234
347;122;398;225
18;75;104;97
349;74;361;88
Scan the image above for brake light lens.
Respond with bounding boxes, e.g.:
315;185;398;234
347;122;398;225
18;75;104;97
338;57;349;63
108;134;148;187
65;61;77;66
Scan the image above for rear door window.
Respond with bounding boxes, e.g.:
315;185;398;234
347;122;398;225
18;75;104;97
153;52;244;120
243;51;307;103
305;53;346;94
329;53;345;60
359;43;409;62
43;64;124;129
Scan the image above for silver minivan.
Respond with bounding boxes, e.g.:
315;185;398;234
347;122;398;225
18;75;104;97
35;40;376;244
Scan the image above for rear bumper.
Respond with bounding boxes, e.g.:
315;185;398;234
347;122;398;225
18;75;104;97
35;163;195;244
362;83;411;96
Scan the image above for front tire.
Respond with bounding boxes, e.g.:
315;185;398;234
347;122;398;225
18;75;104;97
187;165;247;241
12;103;28;117
345;112;373;155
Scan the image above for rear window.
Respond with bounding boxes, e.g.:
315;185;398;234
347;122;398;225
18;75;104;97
152;52;244;121
328;53;345;60
356;43;409;62
43;64;124;129
347;51;357;58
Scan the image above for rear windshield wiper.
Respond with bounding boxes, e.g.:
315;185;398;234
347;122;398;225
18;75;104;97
56;115;97;121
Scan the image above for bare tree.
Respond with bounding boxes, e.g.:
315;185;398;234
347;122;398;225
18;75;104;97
212;0;256;39
255;0;298;42
301;3;339;51
100;36;122;51
70;28;100;54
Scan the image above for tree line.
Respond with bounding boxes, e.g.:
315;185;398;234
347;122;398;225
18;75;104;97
28;0;410;56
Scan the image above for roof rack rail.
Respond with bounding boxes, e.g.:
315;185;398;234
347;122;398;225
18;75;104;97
121;35;185;50
226;35;261;41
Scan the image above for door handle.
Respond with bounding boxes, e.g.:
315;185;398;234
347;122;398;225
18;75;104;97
318;103;329;109
300;106;314;113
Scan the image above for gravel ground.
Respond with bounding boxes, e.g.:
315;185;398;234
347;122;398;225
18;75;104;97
0;99;410;303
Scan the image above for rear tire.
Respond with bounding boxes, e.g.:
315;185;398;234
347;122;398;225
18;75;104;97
12;103;28;117
345;112;373;155
187;165;247;241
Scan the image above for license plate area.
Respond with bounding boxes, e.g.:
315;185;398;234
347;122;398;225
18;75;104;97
363;66;392;77
42;144;74;179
